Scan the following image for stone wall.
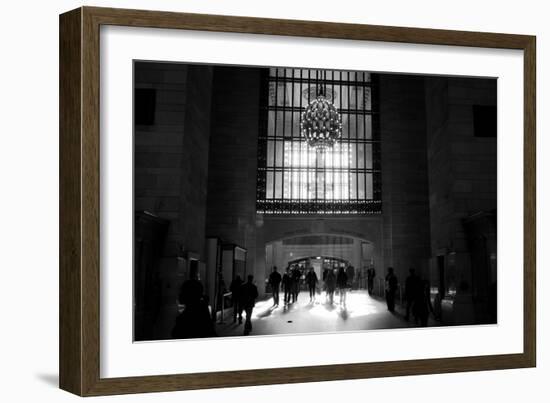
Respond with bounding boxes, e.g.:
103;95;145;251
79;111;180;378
205;66;262;287
424;76;497;323
379;74;432;283
134;62;213;339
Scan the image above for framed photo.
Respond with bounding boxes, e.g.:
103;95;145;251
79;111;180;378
59;6;536;396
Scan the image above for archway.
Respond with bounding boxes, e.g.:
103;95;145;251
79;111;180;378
264;233;376;290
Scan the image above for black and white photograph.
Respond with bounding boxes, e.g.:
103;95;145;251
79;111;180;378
133;62;497;341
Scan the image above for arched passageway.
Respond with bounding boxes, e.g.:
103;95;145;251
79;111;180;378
264;233;376;288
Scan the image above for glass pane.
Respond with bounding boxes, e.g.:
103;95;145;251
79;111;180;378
283;171;290;199
284;112;293;137
266;171;274;199
350;172;357;199
293;112;301;137
301;170;309;199
268;111;276;136
364;115;372;139
341;114;349;139
364;87;372;110
365;143;373;169
267;140;274;167
283;141;291;166
358;143;365;169
332;87;341;109
366;173;373;199
316;171;324;199
348;114;357;139
308;170;315;199
269;82;276;106
275;141;283;166
276;82;286;106
275;111;284;137
275;171;283;198
340;85;349;110
291;169;300;199
350;143;357;169
358;172;365;199
349;85;358;109
357;113;365;139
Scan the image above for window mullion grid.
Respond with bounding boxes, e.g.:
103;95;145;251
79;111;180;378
332;71;335;214
363;72;368;203
346;71;352;212
299;69;303;205
353;72;360;210
260;68;380;215
322;71;327;213
282;68;287;213
273;69;278;210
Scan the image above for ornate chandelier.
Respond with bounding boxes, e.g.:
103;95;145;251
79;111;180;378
300;87;342;151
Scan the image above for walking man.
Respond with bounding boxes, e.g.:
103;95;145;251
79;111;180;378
367;267;376;295
291;265;301;303
325;269;336;305
385;267;398;312
268;266;282;306
240;275;258;335
305;267;318;301
282;267;292;305
346;265;355;291
404;268;421;321
229;275;243;324
337;267;348;306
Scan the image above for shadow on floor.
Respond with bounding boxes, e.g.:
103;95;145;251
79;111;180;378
35;373;58;388
256;306;277;318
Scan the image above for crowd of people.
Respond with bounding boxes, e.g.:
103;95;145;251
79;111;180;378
265;264;436;327
172;263;436;339
266;264;359;308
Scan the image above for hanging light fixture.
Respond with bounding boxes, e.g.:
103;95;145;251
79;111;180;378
300;72;343;151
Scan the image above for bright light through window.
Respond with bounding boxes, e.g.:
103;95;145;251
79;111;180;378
281;141;351;200
257;68;381;214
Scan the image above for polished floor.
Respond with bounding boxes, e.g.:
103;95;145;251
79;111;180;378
215;290;433;337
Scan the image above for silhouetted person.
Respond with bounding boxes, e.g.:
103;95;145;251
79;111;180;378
413;279;434;327
305;268;318;301
367;267;376;295
172;272;216;339
385;267;398;312
346;265;355;291
178;272;203;307
229;275;243;324
268;266;282;306
404;268;421;321
282;267;292;305
240;275;259;335
291;265;301;303
337;267;348;306
325;269;336;304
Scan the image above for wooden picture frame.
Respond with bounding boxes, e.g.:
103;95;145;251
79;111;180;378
59;6;536;396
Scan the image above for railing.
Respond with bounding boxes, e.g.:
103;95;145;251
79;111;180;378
218;291;233;324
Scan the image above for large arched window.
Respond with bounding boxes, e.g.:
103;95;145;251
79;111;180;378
256;68;381;214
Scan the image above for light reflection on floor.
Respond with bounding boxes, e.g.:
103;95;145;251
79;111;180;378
216;290;413;337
